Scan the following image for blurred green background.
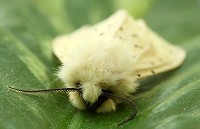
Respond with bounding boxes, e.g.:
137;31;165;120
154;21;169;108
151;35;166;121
0;0;200;129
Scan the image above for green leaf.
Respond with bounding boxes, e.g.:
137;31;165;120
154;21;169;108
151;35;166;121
1;0;200;129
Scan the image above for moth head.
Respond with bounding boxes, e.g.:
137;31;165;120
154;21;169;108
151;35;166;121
57;64;137;126
58;57;137;109
57;38;138;106
58;65;108;106
55;38;138;125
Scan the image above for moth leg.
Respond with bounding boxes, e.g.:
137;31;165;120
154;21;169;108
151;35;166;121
97;98;116;113
69;92;86;110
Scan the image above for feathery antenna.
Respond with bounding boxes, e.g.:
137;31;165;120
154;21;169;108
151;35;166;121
7;86;79;94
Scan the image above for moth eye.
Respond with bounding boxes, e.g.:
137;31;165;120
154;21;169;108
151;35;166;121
102;89;112;94
98;82;112;92
74;81;82;87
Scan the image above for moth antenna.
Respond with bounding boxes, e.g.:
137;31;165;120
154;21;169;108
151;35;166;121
102;92;137;126
7;86;79;94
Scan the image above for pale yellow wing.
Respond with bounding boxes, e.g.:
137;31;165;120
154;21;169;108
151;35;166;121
106;11;186;78
53;10;186;78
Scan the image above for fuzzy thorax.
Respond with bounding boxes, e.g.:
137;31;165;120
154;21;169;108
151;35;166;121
57;37;138;112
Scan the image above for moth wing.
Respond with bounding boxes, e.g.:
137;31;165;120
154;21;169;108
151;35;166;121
102;10;186;78
134;20;186;78
53;10;186;78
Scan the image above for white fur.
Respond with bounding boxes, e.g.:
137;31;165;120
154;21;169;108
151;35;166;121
57;36;138;112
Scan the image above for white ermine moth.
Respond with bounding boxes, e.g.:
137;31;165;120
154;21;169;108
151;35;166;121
8;10;186;126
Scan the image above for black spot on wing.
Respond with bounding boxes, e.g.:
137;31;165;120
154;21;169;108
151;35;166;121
119;36;123;40
150;62;154;65
151;70;155;74
131;34;137;37
159;58;163;62
134;44;143;49
100;32;104;36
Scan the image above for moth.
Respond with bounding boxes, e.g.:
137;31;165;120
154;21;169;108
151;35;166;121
8;10;186;126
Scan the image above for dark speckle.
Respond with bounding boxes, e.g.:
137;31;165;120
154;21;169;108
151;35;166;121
159;58;163;62
150;62;154;65
134;45;143;49
139;46;143;49
119;27;123;31
137;74;141;77
151;70;155;74
131;34;137;37
100;33;104;36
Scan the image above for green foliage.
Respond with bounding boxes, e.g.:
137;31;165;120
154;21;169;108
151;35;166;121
0;0;200;129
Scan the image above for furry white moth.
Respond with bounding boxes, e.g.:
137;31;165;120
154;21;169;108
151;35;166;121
8;10;186;126
53;10;186;109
